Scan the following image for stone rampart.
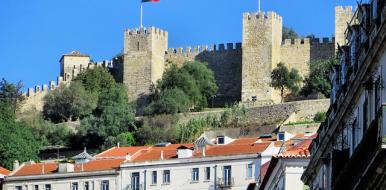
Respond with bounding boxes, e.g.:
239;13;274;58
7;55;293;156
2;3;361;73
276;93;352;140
165;43;242;106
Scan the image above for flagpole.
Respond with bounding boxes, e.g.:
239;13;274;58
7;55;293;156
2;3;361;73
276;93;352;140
140;3;143;28
258;0;261;12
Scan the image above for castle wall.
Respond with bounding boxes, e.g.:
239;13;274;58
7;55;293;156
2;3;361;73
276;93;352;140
310;38;335;61
165;43;242;106
280;38;311;76
241;12;282;104
335;6;354;49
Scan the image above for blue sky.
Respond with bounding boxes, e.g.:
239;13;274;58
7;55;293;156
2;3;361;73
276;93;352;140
0;0;356;89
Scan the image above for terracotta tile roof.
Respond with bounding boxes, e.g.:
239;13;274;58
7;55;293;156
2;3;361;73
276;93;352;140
195;143;271;157
74;159;125;172
276;139;312;158
13;162;58;176
229;137;259;145
95;146;148;158
0;167;11;176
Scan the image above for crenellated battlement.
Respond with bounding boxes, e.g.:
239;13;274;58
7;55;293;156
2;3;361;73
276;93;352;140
311;37;335;46
26;80;58;97
335;6;353;13
125;27;168;37
282;38;311;46
243;11;282;22
165;43;242;57
25;60;112;98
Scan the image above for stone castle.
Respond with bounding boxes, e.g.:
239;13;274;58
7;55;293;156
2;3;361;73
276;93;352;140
21;7;354;112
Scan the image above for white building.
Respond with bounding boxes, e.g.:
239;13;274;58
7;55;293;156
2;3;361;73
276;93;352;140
259;138;313;190
3;135;310;190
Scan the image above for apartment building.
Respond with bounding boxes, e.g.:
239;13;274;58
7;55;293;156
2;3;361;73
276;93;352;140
302;1;386;189
259;136;314;190
2;133;313;190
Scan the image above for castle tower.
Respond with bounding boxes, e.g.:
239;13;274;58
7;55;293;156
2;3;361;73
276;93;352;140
60;51;90;82
241;11;282;104
335;6;354;49
122;27;168;102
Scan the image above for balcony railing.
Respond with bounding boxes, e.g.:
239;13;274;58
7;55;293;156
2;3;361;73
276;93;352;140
217;177;235;187
127;184;143;190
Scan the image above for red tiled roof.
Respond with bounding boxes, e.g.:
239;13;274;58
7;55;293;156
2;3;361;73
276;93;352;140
229;137;259;145
74;159;125;172
195;143;271;157
13;162;58;176
276;139;312;158
95;146;148;158
0;167;11;176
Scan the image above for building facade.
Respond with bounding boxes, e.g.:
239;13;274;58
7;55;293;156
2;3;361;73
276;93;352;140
302;1;386;189
2;134;315;190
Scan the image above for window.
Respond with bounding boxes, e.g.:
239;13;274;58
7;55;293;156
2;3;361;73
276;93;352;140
101;181;109;190
205;167;210;181
131;172;140;190
247;163;253;178
278;132;285;141
217;136;225;144
192;168;199;182
15;186;22;190
152;171;157;184
45;184;51;190
163;170;170;184
223;166;232;186
91;182;95;190
84;182;89;190
34;185;39;190
363;97;369;134
71;182;78;190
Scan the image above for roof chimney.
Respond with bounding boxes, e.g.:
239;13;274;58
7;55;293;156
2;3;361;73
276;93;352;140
177;146;193;159
117;142;120;148
160;151;164;160
42;164;45;174
13;160;19;171
58;163;74;173
202;146;206;157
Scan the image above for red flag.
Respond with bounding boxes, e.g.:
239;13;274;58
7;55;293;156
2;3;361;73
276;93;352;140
142;0;160;3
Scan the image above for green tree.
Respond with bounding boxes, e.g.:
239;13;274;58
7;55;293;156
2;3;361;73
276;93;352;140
20;109;74;146
102;132;136;150
271;63;302;102
145;88;191;115
74;67;116;96
43;82;97;123
181;62;218;108
78;84;136;148
150;62;218;114
0;79;25;111
0;103;41;169
301;59;337;98
282;26;299;40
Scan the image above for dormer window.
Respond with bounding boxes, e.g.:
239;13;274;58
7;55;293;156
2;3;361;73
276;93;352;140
217;136;225;144
278;132;285;141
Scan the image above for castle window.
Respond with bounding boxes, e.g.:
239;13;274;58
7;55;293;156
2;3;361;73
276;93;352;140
137;42;140;50
252;96;257;102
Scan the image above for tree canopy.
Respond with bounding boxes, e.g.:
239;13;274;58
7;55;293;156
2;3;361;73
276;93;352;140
301;58;337;98
146;62;218;115
271;63;303;102
0;102;41;169
282;26;299;40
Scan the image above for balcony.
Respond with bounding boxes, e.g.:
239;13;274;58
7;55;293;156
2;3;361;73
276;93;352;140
217;177;235;189
332;105;386;189
127;184;143;190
